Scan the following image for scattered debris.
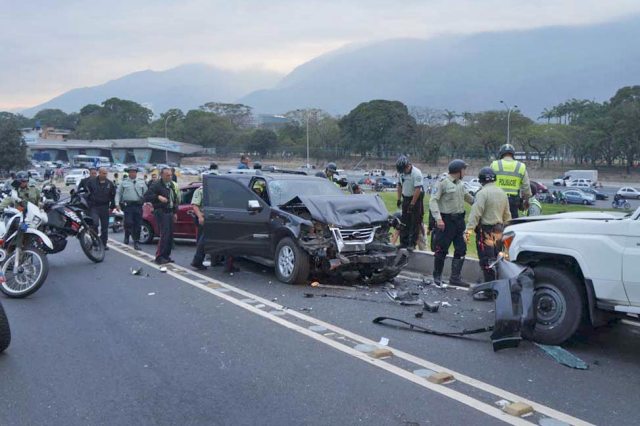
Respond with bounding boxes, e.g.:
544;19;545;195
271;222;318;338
378;337;389;346
310;282;356;291
441;301;452;308
423;301;440;313
147;292;155;296
299;307;313;312
385;289;424;306
535;343;589;370
373;317;493;339
159;266;168;273
311;281;320;287
131;267;143;275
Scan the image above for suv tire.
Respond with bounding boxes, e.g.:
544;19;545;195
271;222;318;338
140;221;154;244
526;266;584;345
274;237;310;285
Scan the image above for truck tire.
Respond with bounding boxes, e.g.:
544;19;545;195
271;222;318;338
0;301;10;353
274;237;310;285
527;266;584;345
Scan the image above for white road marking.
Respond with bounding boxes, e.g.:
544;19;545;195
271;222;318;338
110;241;593;426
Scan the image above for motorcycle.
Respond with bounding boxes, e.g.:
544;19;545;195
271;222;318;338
0;198;53;298
612;197;631;209
0;299;10;353
41;191;105;263
41;181;61;203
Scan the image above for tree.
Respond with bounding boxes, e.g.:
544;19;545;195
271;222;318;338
609;86;640;174
182;110;236;152
339;100;416;158
33;109;78;129
465;110;532;159
200;102;253;128
518;124;567;168
72;98;153;139
246;129;278;157
0;115;29;173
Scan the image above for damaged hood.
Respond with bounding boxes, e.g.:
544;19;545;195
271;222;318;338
283;194;391;228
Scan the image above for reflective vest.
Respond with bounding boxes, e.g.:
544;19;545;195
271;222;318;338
528;196;542;216
490;159;525;196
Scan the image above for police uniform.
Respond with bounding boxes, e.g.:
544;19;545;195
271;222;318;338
0;185;41;210
399;165;424;248
466;182;511;282
429;175;474;283
115;172;147;247
527;196;542;216
190;187;207;268
490;158;531;219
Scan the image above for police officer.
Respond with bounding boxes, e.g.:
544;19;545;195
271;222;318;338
0;172;41;210
325;162;338;182
86;167;116;250
465;167;511;298
395;156;424;249
144;168;179;265
429;159;474;285
115;166;147;250
527;183;542;216
490;144;532;219
190;185;207;270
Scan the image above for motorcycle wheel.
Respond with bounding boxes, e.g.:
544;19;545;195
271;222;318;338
1;248;49;298
78;228;105;263
0;301;10;353
624;202;631;209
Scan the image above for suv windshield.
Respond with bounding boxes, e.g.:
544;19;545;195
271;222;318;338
268;178;344;206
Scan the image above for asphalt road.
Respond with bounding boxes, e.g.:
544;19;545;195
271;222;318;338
1;236;639;425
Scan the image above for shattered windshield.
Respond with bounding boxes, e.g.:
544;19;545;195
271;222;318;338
268;178;344;206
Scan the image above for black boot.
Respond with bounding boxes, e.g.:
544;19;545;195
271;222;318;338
124;229;130;245
449;258;467;286
133;241;140;250
432;256;445;286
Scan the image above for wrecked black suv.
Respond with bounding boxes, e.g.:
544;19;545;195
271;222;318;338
202;173;408;284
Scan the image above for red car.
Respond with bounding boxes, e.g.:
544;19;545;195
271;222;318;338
140;182;201;244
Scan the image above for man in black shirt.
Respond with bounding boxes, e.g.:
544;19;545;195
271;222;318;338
86;167;116;250
144;168;179;264
78;168;97;193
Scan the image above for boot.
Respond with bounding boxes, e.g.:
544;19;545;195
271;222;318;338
133;241;141;250
449;258;468;286
432;256;445;286
123;229;130;245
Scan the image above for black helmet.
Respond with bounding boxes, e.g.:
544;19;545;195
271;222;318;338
478;167;496;185
15;171;29;182
209;162;218;170
325;162;337;172
253;162;262;170
498;144;516;159
448;159;468;174
396;155;409;173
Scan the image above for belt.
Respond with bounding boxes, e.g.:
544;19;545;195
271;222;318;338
123;201;142;206
441;212;465;217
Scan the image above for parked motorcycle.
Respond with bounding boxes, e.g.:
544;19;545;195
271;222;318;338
0;199;53;298
41;191;105;263
0;299;10;353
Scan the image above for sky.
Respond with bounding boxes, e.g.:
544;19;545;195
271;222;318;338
1;0;639;110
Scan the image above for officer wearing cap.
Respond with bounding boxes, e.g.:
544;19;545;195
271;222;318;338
465;167;511;296
395;155;424;249
190;184;207;270
115;166;147;250
490;144;532;219
429;159;474;286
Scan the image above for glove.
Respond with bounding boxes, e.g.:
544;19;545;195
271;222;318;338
396;199;402;208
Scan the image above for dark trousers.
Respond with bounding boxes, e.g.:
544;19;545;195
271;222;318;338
192;222;206;266
155;210;174;261
123;203;143;242
400;193;424;248
433;213;466;261
90;205;110;246
508;196;521;219
476;224;505;282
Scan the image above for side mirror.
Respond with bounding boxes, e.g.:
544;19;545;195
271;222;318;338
247;199;262;212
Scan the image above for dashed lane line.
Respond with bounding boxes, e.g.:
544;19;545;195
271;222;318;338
109;241;593;426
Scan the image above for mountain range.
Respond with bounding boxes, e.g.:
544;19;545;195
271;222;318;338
20;16;640;118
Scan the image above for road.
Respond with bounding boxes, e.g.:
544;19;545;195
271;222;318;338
1;237;639;425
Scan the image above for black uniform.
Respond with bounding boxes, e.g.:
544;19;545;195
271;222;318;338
144;180;178;263
85;178;116;246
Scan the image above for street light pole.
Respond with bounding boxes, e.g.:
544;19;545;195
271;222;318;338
164;113;178;164
499;100;518;145
306;112;310;168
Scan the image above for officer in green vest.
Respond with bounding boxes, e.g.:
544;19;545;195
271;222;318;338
490;144;532;219
115;166;148;250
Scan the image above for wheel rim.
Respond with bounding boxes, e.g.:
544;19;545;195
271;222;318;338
2;251;44;294
140;225;150;242
278;245;295;278
82;231;104;258
534;283;567;330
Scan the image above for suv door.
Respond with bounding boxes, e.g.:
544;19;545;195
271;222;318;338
202;176;271;257
174;185;198;238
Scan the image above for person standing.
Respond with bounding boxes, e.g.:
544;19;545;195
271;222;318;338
170;167;178;183
464;167;511;298
147;172;158;187
86;167;116;250
113;172;120;186
115;166;147;250
490;144;532;219
429;159;474;286
78;167;97;193
395;156;424;250
237;154;250;169
190;185;207;270
144;168;178;265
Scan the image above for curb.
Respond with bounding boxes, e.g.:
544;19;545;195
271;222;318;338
404;250;482;285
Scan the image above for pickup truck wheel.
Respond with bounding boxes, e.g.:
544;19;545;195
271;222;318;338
275;237;310;285
528;266;584;345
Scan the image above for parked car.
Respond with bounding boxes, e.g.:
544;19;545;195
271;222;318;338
140;182;201;243
504;207;639;344
562;189;595;205
201;173;408;284
64;169;90;186
567;178;594;188
617;187;640;199
28;170;43;181
567;181;591;189
552;176;571;186
374;177;397;190
580;187;608;200
463;181;481;196
530;180;548;194
358;177;375;186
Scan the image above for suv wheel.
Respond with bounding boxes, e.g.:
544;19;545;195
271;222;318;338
526;266;584;345
140;221;154;244
274;237;310;285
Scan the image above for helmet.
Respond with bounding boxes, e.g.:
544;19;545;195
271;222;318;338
325;162;337;173
478;167;496;185
253;162;262;170
209;162;218;170
396;155;409;173
448;159;468;174
15;171;29;182
498;144;516;159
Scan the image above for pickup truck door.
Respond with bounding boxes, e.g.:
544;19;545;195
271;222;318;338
202;176;271;257
623;219;640;304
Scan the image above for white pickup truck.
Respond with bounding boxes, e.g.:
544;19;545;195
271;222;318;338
504;208;640;344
